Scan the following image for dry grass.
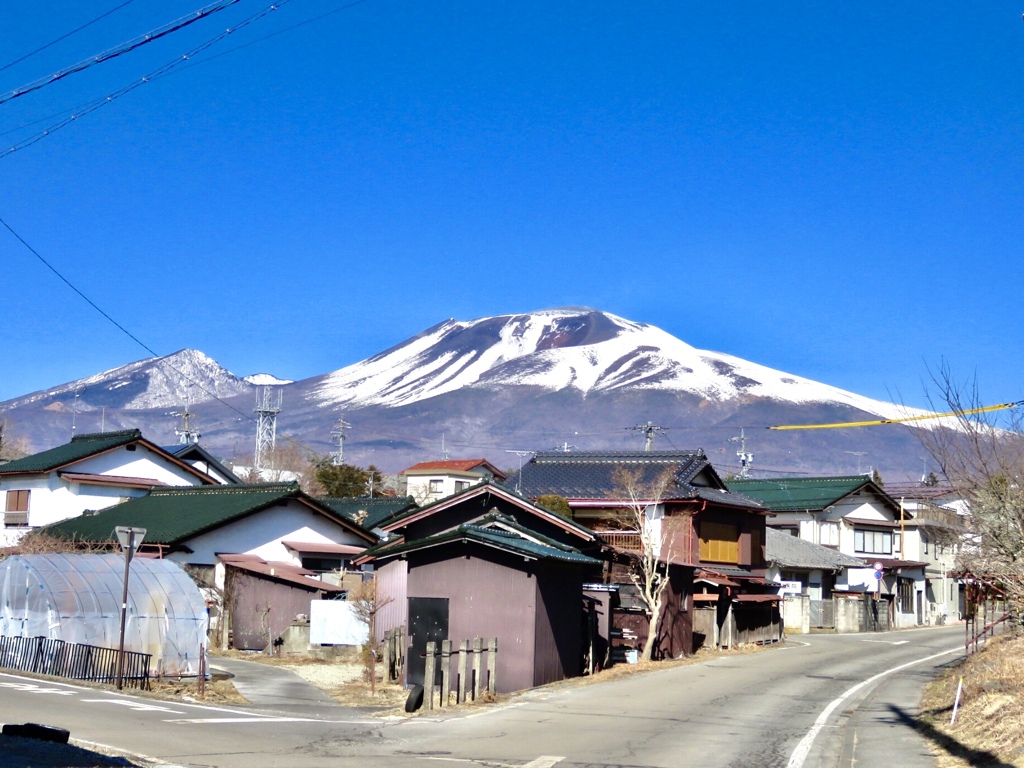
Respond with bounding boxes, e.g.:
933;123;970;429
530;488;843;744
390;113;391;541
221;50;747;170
919;632;1024;767
147;676;247;705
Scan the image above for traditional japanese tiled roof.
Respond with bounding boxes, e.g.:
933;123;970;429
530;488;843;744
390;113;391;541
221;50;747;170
43;483;376;546
765;528;866;571
0;430;143;474
319;496;418;530
380;480;597;541
514;450;764;509
359;518;601;566
727;476;895;512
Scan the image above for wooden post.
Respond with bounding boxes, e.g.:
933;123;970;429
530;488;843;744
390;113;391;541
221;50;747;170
440;640;452;707
487;637;497;694
424;641;436;711
198;644;206;697
458;640;468;703
472;637;483;700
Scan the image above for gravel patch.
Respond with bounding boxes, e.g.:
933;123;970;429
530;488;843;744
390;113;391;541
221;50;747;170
278;662;363;688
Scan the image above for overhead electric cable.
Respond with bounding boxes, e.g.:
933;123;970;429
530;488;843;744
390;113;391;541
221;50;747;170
153;0;371;77
0;214;263;432
1;0;293;160
0;0;137;75
768;401;1024;431
0;0;242;107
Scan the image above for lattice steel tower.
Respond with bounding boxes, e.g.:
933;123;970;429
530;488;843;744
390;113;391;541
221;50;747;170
253;386;282;470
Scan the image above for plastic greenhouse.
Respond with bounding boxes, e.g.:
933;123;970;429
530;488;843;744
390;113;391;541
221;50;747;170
0;554;208;677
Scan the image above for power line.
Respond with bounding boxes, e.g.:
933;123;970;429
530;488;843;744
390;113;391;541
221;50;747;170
0;0;137;75
152;0;373;79
1;0;294;160
0;0;242;107
0;214;260;431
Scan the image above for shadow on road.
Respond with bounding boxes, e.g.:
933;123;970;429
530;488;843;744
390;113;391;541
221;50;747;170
887;704;1013;768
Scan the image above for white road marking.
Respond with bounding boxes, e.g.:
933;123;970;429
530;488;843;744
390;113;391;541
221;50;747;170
80;698;183;713
522;758;565;768
0;681;74;695
860;639;910;645
165;716;318;724
786;645;962;768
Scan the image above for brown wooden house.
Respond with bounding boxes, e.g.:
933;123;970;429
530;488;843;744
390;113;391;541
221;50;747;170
355;482;601;694
516;450;780;658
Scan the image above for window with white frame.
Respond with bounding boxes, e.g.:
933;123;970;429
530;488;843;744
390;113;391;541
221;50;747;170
428;479;443;494
854;528;892;555
820;522;839;546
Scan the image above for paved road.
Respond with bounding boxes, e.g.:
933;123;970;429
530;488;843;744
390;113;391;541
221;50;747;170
0;626;964;768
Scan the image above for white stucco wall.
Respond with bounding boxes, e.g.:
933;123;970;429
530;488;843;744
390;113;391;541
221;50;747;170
168;501;371;566
1;444;206;537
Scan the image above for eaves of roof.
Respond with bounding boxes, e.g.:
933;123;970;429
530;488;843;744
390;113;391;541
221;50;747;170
0;429;216;484
361;523;600;566
43;482;376;546
381;481;597;541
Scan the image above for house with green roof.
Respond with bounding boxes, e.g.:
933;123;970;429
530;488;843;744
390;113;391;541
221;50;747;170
43;482;376;568
0;429;221;547
728;475;929;628
43;482;380;651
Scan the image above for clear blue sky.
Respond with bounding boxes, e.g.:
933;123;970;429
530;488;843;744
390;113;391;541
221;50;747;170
2;1;1022;410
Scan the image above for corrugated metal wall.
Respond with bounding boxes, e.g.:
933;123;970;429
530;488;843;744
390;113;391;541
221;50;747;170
532;562;584;687
408;548;538;694
227;569;320;650
374;560;408;643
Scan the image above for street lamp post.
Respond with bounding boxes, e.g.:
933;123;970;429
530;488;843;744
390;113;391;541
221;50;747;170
114;526;146;690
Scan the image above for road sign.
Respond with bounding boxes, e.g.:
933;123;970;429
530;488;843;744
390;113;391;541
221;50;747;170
873;561;883;571
114;526;146;560
873;570;883;580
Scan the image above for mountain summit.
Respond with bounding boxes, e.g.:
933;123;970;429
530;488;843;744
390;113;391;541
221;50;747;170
312;307;919;421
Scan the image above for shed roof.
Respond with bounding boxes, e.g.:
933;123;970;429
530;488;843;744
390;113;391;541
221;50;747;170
765;528;866;571
43;483;377;546
219;554;345;593
727;476;899;514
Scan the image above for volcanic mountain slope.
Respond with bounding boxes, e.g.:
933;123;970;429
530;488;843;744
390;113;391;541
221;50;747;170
310;308;925;419
1;309;935;477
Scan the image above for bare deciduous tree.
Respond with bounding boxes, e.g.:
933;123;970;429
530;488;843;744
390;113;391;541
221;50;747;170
345;575;394;695
918;363;1024;614
611;466;677;662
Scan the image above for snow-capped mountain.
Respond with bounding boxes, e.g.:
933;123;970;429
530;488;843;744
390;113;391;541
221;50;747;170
1;309;939;478
3;349;253;412
244;373;294;386
313;308;925;421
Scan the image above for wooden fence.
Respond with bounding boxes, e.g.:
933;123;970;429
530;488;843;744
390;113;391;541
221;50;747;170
0;635;151;690
422;637;497;710
383;627;405;683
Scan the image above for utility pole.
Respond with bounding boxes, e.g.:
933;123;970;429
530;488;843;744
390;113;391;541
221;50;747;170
846;451;867;475
628;421;666;452
504;450;533;494
330;418;351;466
171;402;201;445
729;428;754;478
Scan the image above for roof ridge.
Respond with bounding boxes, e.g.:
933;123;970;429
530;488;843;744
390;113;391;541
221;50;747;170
150;481;298;496
71;429;141;442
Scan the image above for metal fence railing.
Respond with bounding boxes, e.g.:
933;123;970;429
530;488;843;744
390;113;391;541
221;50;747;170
0;635;151;690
